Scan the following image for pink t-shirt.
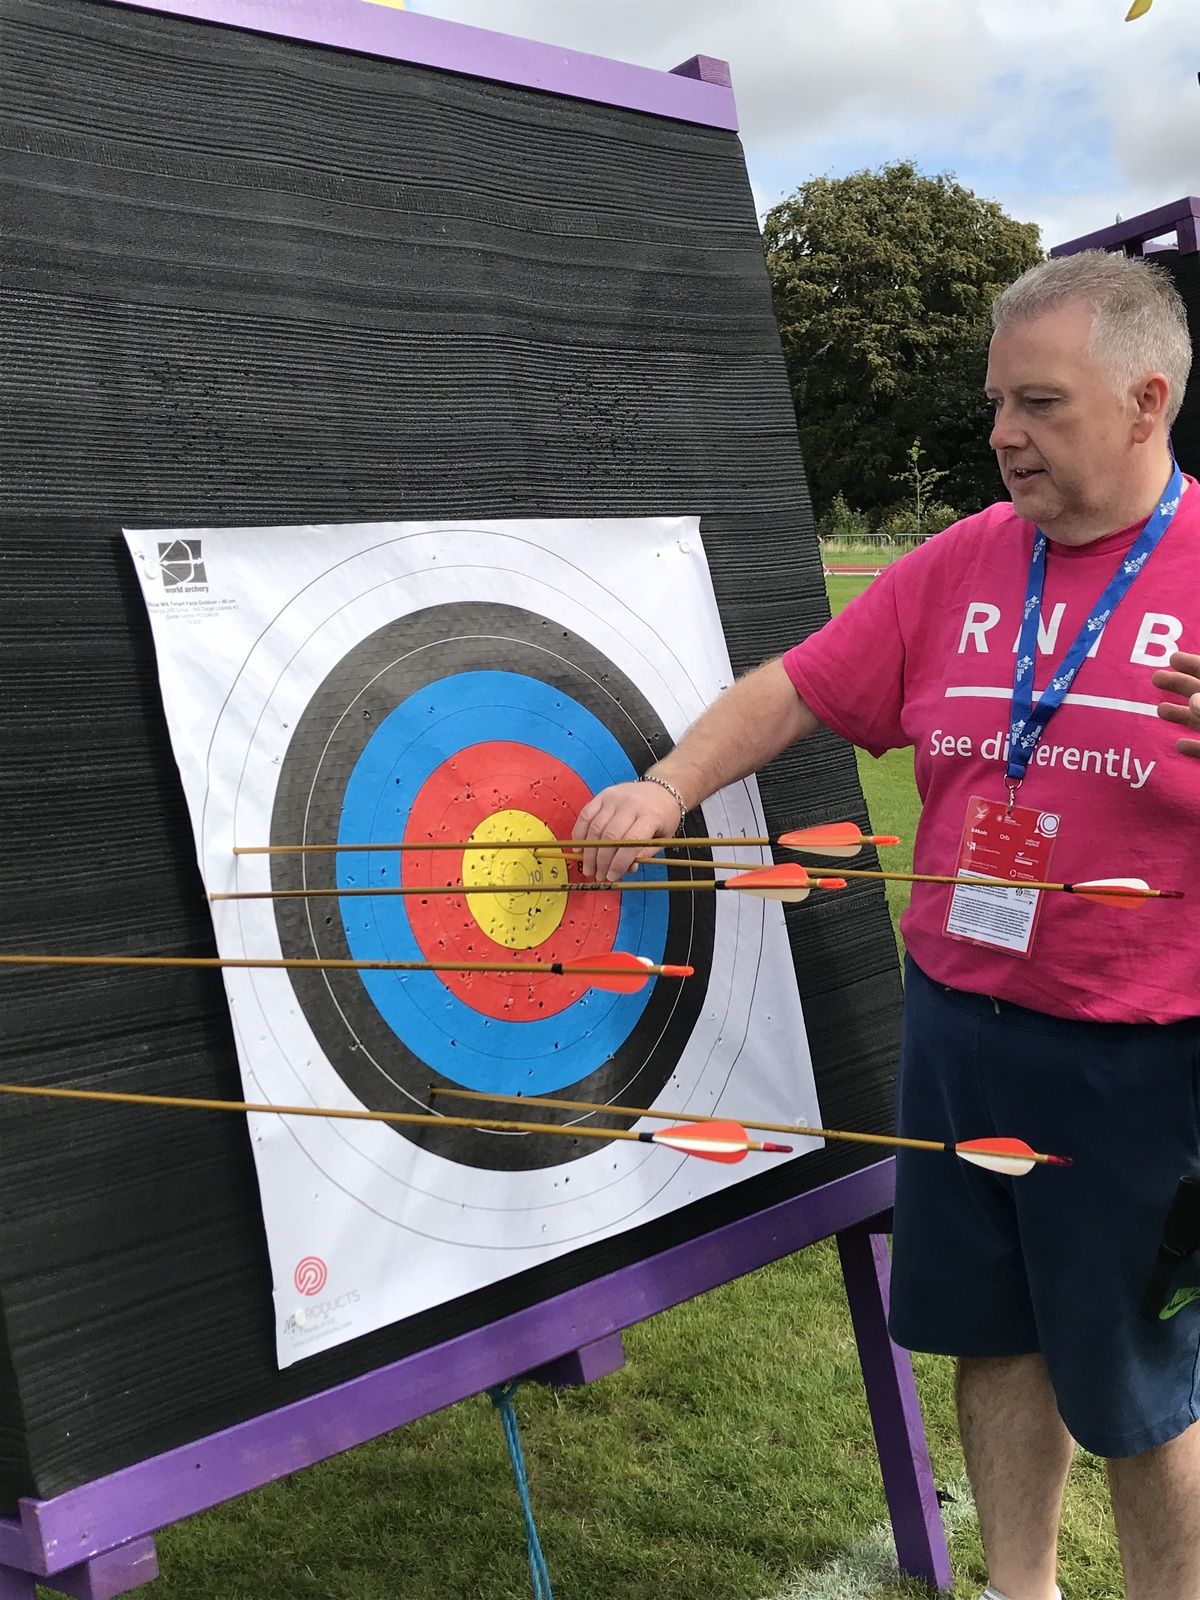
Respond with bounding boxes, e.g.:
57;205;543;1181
784;482;1200;1023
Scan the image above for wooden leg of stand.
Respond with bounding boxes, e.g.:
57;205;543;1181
0;1566;37;1600
837;1218;953;1591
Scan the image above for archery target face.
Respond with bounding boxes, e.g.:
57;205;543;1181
123;519;821;1366
268;602;714;1171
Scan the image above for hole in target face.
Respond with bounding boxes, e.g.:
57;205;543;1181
267;603;714;1170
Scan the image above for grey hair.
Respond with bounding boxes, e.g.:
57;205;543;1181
993;250;1192;427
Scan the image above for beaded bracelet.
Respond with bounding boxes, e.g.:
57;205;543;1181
638;772;687;832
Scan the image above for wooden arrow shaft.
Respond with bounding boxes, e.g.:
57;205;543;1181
0;1082;763;1147
234;836;771;855
0;1081;542;1130
0;953;675;978
212;871;1173;903
798;866;1175;898
428;1085;1059;1166
212;881;728;901
652;858;1176;901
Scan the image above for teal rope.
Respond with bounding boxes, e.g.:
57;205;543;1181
488;1380;554;1600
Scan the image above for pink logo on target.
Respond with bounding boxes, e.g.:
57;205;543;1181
294;1256;328;1296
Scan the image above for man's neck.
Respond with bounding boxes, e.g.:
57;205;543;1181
1043;455;1181;547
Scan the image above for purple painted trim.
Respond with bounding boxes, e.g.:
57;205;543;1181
0;1565;35;1600
837;1227;952;1591
90;0;738;130
18;1538;158;1600
525;1332;626;1389
0;1162;893;1576
1052;195;1200;258
670;55;734;89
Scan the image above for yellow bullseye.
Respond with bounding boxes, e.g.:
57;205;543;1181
463;811;569;950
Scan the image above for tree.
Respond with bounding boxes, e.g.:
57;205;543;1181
887;437;953;539
763;161;1042;520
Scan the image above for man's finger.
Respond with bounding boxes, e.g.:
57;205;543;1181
595;815;654;883
575;795;628;881
1151;668;1200;700
572;795;605;881
1157;702;1195;727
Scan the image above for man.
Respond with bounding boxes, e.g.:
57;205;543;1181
575;251;1199;1600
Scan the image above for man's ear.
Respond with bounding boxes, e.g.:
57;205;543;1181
1130;371;1171;444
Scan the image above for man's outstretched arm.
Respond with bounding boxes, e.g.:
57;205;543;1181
573;657;822;881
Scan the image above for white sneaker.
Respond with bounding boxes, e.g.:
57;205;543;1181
980;1589;1062;1600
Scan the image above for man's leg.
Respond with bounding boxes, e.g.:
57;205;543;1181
958;1353;1074;1600
1107;1416;1200;1600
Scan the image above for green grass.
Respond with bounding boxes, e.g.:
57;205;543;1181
826;577;921;958
39;576;1123;1600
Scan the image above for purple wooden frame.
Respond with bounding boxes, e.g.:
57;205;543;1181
0;1161;949;1597
0;4;950;1594
1052;195;1200;258
92;0;739;128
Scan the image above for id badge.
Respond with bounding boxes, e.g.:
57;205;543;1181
943;795;1060;958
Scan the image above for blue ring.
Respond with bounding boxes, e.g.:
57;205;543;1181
336;671;667;1095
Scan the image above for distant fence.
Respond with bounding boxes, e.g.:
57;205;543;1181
819;534;927;575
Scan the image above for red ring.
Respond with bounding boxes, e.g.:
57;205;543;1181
403;741;621;1020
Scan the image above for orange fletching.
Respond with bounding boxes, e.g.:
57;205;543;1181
780;822;864;849
779;823;901;858
1070;877;1155;910
726;865;815;902
652;1119;749;1163
560;951;649;993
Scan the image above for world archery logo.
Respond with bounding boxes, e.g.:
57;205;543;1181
157;538;208;589
1159;1285;1200;1320
294;1255;328;1297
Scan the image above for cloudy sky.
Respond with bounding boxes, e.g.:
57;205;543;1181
408;0;1199;251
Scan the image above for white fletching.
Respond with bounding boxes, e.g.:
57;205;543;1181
959;1147;1037;1177
1079;877;1150;894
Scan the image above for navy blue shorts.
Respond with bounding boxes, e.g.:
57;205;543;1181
888;957;1200;1458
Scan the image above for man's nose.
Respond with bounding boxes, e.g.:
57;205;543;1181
989;408;1028;453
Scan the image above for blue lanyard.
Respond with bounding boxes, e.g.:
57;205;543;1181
1006;463;1184;805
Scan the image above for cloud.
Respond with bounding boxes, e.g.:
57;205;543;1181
420;0;1200;246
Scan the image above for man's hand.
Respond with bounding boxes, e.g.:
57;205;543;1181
573;778;684;884
1152;650;1200;758
572;659;823;882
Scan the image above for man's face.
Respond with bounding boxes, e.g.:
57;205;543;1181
985;300;1143;539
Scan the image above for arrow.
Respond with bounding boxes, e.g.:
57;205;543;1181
777;822;902;858
0;1083;788;1162
231;820;901;858
212;869;1174;909
793;867;1180;908
647;858;1177;909
0;950;692;994
716;865;848;902
428;1086;1073;1174
211;866;848;905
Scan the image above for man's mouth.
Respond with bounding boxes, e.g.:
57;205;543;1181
1010;467;1043;482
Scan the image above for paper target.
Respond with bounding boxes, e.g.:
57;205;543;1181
124;518;821;1366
